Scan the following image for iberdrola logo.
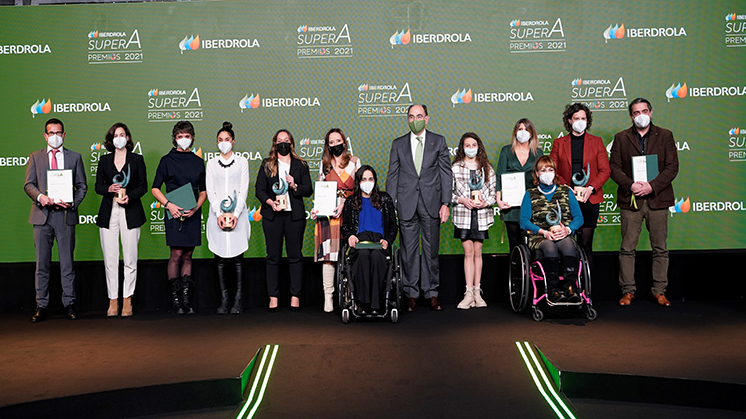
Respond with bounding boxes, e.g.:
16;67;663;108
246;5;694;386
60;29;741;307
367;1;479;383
726;13;737;21
148;89;159;96
150;201;164;209
239;94;261;112
729;127;740;135
572;78;583;85
358;84;369;91
247;207;262;222
300;138;310;145
389;29;411;47
669;197;691;215
450;88;473;107
510;19;521;27
88;30;99;38
603;23;625;42
30;99;52;118
179;35;200;53
90;142;104;151
192;147;203;159
665;82;688;101
297;25;308;33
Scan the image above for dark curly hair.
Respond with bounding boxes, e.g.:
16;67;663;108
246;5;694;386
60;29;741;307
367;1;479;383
562;103;593;132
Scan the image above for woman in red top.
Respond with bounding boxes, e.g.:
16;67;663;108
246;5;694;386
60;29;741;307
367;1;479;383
549;103;610;270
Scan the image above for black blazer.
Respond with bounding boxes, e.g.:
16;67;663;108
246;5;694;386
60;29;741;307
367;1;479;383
341;192;398;246
95;150;147;229
255;157;313;221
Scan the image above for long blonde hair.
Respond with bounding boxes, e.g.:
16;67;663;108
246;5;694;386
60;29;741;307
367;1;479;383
510;118;540;156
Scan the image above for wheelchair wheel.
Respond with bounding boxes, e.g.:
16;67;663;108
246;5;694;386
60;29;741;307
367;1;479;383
532;307;544;322
578;246;592;300
341;308;350;324
390;308;399;324
586;307;597;321
509;245;531;313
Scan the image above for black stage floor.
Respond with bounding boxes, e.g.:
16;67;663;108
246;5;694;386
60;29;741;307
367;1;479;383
1;299;745;418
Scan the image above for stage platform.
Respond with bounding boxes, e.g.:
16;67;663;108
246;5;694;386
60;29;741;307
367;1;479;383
1;299;744;418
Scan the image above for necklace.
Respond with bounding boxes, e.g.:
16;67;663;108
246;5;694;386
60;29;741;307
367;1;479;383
540;184;557;195
218;158;235;168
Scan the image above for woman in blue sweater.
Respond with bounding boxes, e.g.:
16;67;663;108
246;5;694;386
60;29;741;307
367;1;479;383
520;156;584;303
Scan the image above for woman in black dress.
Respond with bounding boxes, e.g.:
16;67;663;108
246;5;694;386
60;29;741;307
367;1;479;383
255;129;313;311
151;121;207;315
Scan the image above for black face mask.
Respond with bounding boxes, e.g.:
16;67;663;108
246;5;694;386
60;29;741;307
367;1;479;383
276;142;291;156
329;144;345;157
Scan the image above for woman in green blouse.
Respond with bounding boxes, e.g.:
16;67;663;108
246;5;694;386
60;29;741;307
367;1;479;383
495;118;544;252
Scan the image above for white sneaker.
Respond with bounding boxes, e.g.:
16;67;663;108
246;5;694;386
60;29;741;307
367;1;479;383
473;285;487;308
457;287;474;309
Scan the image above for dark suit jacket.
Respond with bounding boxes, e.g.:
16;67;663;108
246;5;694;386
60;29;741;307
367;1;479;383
95;150;148;229
610;124;679;210
255;157;313;221
549;133;611;205
385;131;452;220
24;147;87;226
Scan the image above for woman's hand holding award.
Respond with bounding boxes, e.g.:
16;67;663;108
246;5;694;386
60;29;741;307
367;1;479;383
220;190;237;230
572;164;590;203
546;202;564;235
272;177;289;210
468;170;484;206
113;165;130;204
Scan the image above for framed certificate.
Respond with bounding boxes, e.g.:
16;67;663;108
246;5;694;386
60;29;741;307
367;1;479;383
501;173;526;207
47;169;73;203
313;181;338;216
632;154;658;182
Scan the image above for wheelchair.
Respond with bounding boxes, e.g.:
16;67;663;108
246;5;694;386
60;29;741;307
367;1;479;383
336;241;403;324
508;237;597;322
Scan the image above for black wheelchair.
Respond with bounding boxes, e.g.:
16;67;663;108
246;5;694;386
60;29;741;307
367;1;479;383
336;242;403;324
508;238;597;322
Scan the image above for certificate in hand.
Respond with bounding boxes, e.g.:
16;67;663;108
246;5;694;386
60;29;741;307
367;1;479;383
165;184;198;220
632;154;658;183
47;169;73;203
501;173;526;207
313;181;338;216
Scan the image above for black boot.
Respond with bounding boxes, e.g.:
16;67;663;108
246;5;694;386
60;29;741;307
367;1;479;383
230;257;243;314
170;277;185;315
181;274;196;314
563;257;581;302
544;257;565;303
216;258;229;315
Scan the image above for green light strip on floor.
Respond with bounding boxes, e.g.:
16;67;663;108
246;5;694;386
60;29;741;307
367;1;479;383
515;341;566;419
246;344;279;419
236;344;271;419
523;342;576;419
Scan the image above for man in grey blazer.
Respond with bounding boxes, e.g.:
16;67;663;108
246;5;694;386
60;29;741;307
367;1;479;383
386;104;451;311
24;118;87;322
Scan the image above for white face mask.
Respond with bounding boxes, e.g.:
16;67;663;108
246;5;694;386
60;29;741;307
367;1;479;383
113;136;127;150
572;120;587;134
176;137;192;150
464;147;478;158
47;134;63;149
360;181;375;195
218;141;233;154
516;129;531;144
634;114;651;129
539;172;555;186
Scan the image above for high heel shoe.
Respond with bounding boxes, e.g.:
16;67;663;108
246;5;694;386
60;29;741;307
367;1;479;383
268;296;279;312
289;296;300;312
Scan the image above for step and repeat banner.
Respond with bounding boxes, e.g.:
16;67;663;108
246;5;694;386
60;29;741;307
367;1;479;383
1;0;745;262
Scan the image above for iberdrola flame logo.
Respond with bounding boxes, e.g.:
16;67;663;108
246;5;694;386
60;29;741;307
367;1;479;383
510;19;521;27
150;201;163;209
30;99;52;118
248;206;262;221
729;127;740;136
669;197;691;215
665;82;688;102
148;89;159;96
450;88;473;107
572;78;583;86
603;23;625;42
297;25;308;33
239;94;261;112
358;84;369;91
179;35;200;53
90;142;103;151
389;29;411;47
192;147;203;159
88;30;99;38
726;13;737;21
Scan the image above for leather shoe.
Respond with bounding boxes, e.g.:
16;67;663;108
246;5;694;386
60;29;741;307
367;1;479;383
618;293;635;306
31;307;48;323
407;297;417;312
429;297;443;311
654;294;671;307
65;305;78;320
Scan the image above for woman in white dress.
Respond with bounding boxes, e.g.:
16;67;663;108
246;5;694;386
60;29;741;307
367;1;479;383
206;122;251;314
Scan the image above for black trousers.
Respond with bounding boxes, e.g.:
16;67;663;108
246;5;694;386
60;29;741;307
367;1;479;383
349;231;389;309
262;212;306;297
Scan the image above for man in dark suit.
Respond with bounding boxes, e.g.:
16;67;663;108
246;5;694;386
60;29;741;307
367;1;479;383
24;118;88;322
610;98;679;307
386;104;451;311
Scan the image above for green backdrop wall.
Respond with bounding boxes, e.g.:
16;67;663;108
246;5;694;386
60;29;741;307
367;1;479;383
1;0;745;263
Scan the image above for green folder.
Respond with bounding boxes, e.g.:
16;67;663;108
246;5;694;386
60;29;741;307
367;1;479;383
632;154;658;183
165;184;198;220
356;241;383;250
